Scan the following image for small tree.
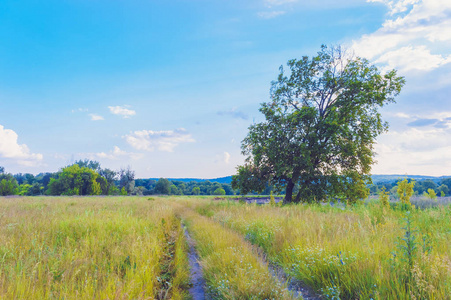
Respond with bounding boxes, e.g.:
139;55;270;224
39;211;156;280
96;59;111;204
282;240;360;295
155;178;171;195
425;188;437;200
119;167;135;194
120;187;127;195
29;182;43;195
379;186;390;209
437;184;449;197
0;176;18;196
17;184;32;196
397;179;415;206
170;184;180;195
0;168;18;196
269;191;276;206
192;186;200;195
213;188;226;196
99;168;117;195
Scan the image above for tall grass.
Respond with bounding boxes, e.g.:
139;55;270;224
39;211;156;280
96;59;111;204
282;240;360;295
180;207;293;299
2;196;449;299
0;196;190;299
200;200;451;299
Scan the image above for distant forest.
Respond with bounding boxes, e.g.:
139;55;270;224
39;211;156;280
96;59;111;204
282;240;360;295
0;160;237;196
0;160;450;198
369;178;451;198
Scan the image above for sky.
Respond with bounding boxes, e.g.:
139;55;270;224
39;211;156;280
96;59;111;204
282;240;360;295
0;0;450;178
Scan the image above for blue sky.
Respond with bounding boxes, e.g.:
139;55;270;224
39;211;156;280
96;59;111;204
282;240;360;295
1;0;450;178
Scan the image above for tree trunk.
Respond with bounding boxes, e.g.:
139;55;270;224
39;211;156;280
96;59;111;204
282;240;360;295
284;180;295;204
294;190;302;203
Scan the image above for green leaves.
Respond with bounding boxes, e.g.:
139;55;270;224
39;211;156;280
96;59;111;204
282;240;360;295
235;45;405;203
47;164;103;196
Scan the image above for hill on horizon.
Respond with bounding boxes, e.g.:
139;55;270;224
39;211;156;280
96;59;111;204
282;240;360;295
147;176;233;184
146;174;451;185
371;174;451;184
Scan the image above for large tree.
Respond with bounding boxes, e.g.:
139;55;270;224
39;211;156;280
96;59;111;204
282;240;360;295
47;164;102;196
155;178;171;195
99;168;118;195
233;45;405;204
119;167;135;195
0;169;18;196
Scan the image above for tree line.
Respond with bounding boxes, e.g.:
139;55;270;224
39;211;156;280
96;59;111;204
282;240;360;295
369;178;451;198
0;161;235;196
2;162;450;198
135;178;234;196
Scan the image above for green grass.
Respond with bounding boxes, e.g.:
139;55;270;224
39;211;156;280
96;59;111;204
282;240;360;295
179;207;293;299
200;200;451;299
1;196;449;299
0;196;190;299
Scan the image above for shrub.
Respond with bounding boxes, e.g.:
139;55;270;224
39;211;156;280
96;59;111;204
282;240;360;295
424;188;437;200
269;191;276;206
397;179;415;206
120;187;127;195
379;186;390;209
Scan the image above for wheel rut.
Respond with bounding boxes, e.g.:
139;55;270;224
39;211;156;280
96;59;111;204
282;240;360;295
182;224;207;300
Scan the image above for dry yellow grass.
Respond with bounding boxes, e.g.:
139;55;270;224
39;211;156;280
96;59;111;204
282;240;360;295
179;206;294;299
2;196;448;299
0;196;189;299
201;200;451;299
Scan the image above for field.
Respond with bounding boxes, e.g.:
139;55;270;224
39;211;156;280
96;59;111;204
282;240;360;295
0;196;449;299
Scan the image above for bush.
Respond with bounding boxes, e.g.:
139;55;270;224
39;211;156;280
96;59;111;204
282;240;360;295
213;188;226;196
397;179;415;206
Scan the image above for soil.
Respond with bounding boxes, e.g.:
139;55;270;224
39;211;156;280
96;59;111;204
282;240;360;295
182;225;207;300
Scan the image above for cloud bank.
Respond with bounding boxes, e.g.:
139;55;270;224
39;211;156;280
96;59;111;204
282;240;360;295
83;146;142;161
353;0;451;73
374;112;451;175
0;125;43;166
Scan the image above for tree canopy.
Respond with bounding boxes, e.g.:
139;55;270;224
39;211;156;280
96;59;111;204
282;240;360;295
47;164;102;196
232;45;405;204
119;167;135;194
0;172;18;196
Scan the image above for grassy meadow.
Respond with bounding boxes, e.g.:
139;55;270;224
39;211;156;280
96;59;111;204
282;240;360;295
0;196;449;299
0;196;190;299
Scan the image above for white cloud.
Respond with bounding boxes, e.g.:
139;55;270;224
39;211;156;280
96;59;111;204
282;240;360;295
224;152;231;164
125;128;195;152
394;112;411;118
374;126;451;175
89;114;104;121
87;146;142;160
352;0;451;73
368;0;420;15
375;46;451;72
0;125;43;166
374;111;451;175
257;11;286;19
108;105;136;118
